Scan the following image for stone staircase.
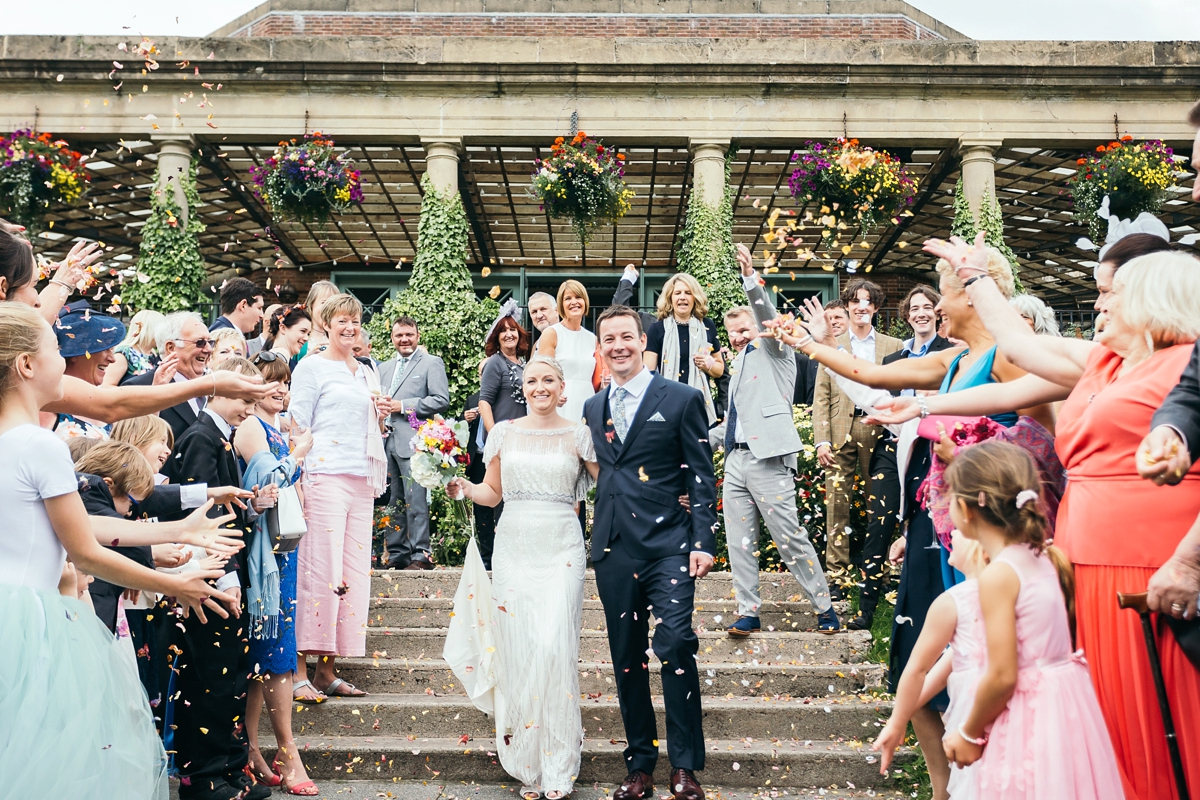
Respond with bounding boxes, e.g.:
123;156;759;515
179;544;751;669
268;568;910;795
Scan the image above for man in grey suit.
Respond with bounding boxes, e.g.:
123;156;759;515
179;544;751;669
723;244;840;636
379;316;450;570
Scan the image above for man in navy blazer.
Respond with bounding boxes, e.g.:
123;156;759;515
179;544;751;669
584;305;718;800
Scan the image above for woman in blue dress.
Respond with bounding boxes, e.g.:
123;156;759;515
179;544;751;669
234;351;319;795
774;238;1055;800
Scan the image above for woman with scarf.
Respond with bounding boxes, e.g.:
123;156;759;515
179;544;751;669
234;351;317;795
289;294;389;701
643;273;723;428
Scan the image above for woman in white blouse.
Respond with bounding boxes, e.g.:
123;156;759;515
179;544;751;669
535;280;597;424
288;294;388;698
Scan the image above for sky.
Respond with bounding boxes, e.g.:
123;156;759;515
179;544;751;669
0;0;1198;40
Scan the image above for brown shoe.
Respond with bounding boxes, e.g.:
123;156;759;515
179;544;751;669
403;558;433;571
669;768;704;800
613;769;654;800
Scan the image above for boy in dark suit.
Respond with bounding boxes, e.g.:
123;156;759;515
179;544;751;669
164;358;276;800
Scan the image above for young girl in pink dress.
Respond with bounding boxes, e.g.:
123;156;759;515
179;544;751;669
941;440;1124;800
873;528;987;800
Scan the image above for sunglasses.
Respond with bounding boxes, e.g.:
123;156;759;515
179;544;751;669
254;350;283;363
175;338;216;350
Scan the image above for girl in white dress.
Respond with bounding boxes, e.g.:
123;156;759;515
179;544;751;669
447;356;599;800
536;280;597;424
0;303;244;800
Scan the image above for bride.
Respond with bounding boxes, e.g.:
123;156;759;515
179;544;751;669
446;356;598;799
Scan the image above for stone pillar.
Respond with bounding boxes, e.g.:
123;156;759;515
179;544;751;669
152;135;194;226
690;140;730;207
958;137;1003;222
421;137;462;197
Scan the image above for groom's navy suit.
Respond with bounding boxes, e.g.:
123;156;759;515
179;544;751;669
585;369;718;776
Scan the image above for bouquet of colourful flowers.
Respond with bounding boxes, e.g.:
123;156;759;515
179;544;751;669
787;138;917;256
530;131;634;247
408;414;474;532
1067;137;1178;243
0;129;88;230
249;132;364;224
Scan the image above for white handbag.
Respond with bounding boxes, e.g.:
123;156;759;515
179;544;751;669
269;484;308;552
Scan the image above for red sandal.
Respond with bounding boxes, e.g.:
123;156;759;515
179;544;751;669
273;757;319;797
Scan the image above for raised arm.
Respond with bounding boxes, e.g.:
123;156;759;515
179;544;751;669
736;243;787;361
613;264;639;308
925;234;1095;388
42;372;276;424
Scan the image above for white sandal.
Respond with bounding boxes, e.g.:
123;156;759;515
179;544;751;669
520;788;541;800
291;679;326;704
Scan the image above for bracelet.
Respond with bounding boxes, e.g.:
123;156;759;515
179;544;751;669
49;278;72;295
792;335;814;351
958;725;988;747
962;273;987;289
209;373;218;400
916;395;930;419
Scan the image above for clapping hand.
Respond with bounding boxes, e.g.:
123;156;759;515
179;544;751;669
152;543;193;569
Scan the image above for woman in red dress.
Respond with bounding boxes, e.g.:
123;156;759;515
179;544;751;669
873;238;1200;800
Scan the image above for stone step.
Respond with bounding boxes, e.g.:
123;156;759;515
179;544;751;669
282;693;891;742
171;780;908;799
368;596;845;632
269;735;910;789
372;568;829;604
366;628;873;665
328;658;886;698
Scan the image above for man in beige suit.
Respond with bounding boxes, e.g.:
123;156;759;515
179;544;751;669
812;279;902;598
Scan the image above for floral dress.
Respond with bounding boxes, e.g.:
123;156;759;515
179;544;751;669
114;344;157;382
53;413;111;442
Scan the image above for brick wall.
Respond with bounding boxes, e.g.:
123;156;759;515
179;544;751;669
234;13;942;39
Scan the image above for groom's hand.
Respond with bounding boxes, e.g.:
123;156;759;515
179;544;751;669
689;551;714;579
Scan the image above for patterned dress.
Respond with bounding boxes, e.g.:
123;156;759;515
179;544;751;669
114;344;157;381
239;416;303;675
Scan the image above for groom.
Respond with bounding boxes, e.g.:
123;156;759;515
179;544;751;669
585;305;718;800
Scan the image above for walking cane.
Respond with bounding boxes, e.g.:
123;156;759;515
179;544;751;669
1117;591;1191;800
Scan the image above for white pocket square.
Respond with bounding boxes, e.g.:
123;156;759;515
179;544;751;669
647;412;666;423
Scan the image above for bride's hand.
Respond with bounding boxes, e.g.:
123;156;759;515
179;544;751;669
446;477;472;501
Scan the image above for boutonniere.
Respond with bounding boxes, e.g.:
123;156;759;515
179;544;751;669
605;431;616;443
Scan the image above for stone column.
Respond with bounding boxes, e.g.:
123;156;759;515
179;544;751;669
421;137;462;197
958;136;1003;222
152;135;194;226
690;140;730;207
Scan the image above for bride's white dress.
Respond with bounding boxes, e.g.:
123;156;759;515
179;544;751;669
446;421;595;794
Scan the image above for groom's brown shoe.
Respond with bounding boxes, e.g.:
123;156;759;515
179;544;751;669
614;769;654;800
670;768;704;800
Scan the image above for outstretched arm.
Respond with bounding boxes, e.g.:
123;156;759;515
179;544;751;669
924;233;1095;388
42;372;276;423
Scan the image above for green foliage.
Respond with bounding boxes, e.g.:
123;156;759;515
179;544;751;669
1067;138;1176;242
365;176;498;412
950;178;1024;294
887;316;913;342
675;152;742;343
122;162;207;313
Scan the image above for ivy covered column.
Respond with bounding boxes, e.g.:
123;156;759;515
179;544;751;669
958;136;1003;222
676;140;742;332
123;136;207;312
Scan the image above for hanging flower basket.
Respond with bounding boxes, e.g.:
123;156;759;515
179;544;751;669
249;132;363;225
1067;137;1177;243
530;131;633;247
787;138;917;256
0;129;88;230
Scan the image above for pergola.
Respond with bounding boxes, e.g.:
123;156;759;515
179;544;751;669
4;1;1198;316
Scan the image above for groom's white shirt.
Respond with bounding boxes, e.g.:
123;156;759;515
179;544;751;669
610;364;653;427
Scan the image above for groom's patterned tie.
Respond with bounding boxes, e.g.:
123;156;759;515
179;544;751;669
611;386;629;442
